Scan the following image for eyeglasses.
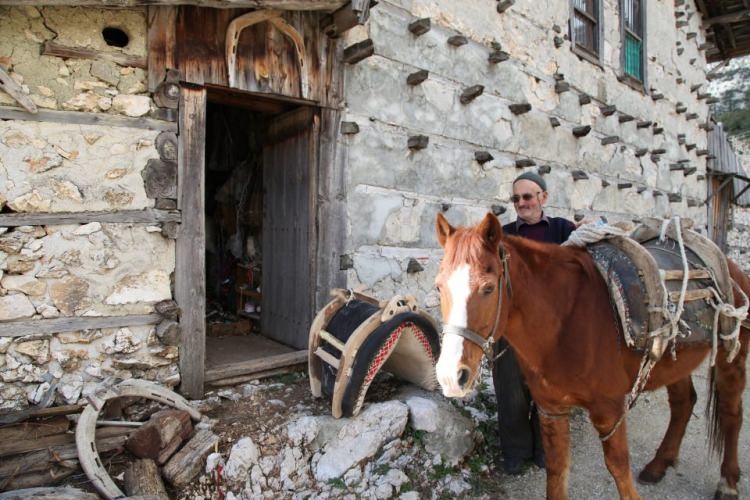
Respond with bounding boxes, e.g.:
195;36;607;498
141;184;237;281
510;192;541;203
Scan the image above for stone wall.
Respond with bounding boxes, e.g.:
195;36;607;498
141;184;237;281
0;6;150;115
339;0;712;312
0;7;176;411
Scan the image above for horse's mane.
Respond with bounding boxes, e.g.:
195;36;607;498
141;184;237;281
442;226;501;269
503;234;600;283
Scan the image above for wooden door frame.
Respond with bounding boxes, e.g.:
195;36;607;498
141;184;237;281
177;84;336;398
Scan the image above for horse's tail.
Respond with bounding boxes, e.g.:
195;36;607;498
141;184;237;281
705;364;725;458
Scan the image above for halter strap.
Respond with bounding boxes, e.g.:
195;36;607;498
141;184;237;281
441;245;513;369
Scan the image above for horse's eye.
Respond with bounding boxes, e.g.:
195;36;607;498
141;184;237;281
482;285;494;296
435;285;442;293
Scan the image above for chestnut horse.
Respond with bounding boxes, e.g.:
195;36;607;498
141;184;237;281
434;212;750;500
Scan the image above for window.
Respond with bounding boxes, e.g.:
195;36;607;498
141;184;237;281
570;0;603;63
621;0;646;83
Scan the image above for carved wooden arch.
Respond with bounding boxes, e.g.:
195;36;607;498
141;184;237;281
225;9;309;98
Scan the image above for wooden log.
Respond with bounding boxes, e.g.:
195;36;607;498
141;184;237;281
635;148;648;157
571;170;589;180
636;120;652;128
123;460;168;499
474;151;493;164
155;132;178;162
125;410;192;462
161;221;179;239
549;117;560;127
618;114;634;123
0;426;132;458
601;136;619;145
162;430;219;488
0;107;176;132
0;66;37;114
0;487;96;500
578;94;591;105
0;467;78;492
515;158;535;168
343;39;374;64
155;299;180;320
340;121;359;134
572;125;591;137
142;159;178;199
408;18;430;36
488;50;509;63
554;81;570;93
42;42;146;69
447;35;468;47
0;209;179;227
407;135;429;150
204;349;308;383
207;365;303;387
0;314;160;338
406;69;428;86
509;103;531;115
153;81;179;109
0;405;83;427
617;183;632;190
0;416;69;443
459;85;484;104
0;434;129;478
600;105;616;116
496;0;515;13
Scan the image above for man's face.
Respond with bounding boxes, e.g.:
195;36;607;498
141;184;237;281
512;179;548;223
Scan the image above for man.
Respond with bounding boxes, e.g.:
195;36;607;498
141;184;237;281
494;171;576;475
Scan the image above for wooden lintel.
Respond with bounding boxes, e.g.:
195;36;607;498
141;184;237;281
0;106;177;132
0;0;346;8
0;314;161;338
0;209;180;227
42;41;147;69
204;350;308;382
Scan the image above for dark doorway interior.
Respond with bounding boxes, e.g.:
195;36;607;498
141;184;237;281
202;94;315;384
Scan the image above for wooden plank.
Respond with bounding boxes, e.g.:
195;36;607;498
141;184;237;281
162;430;219;488
0;66;37;114
204;350;307;382
0;416;70;443
0;209;180;227
661;269;712;280
42;42;147;69
0;314;160;338
0;0;345;7
176;84;207;400
0;106;177;132
319;329;345;351
0;486;95;500
148;6;177;92
207;365;302;387
314;347;340;369
0;434;129;477
0;426;132;458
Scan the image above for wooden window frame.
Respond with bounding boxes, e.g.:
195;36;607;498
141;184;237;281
570;0;604;66
619;0;648;93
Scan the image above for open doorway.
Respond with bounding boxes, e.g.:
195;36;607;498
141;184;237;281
201;88;317;386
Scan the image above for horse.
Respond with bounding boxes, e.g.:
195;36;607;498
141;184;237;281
433;212;750;500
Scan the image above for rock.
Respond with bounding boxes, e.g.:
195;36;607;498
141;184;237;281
37;303;60;318
0;338;12;353
0;294;36;320
112;95;151;117
399;492;420;500
155;299;180;320
73;222;102;235
444;477;471;495
53;349;89;371
59;373;84;404
156;319;180;345
49;276;90;315
51;180;83;202
27;381;53;405
101;328;142;354
224;437;260;487
399;389;475;465
14;339;50;363
314;401;409;481
105;270;171;305
206;452;224;474
5;256;36;274
0;232;31;254
1;274;46;295
91;60;120;86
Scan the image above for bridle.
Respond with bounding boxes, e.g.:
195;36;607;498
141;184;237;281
441;244;513;368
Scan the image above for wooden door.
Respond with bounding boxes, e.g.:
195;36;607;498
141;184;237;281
262;107;318;349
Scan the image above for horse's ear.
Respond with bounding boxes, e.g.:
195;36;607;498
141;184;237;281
479;212;503;250
436;212;455;248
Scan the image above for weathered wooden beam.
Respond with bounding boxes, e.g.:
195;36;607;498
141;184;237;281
156;131;178;161
406;69;428;86
572;170;589;180
488;49;510;63
42;41;146;69
549;117;561;127
124;459;169;499
408;18;431;36
0;0;346;7
475;151;494;164
460;85;484;104
447;35;468;47
572;125;591;137
204;350;308;382
515;158;535;167
340;121;359;134
0;106;177;132
162;430;220;488
154;81;180;109
320;0;371;38
407;135;429;150
142;159;178;199
578;93;591;105
0;314;161;338
147;6;176;92
496;0;515;13
554;81;570;93
509;102;531;114
601;135;619;145
0;66;37;114
343;39;374;64
0;209;180;227
600;105;616;116
704;9;750;25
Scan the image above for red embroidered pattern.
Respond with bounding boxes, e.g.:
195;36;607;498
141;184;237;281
364;326;403;385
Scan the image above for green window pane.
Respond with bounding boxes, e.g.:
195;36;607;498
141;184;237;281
624;33;642;81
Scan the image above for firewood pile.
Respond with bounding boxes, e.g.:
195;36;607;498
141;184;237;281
0;381;217;499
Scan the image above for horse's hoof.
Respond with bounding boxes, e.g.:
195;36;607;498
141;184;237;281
636;468;665;485
715;477;740;500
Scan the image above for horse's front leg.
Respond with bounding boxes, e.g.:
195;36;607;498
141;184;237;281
538;411;571;500
590;405;641;500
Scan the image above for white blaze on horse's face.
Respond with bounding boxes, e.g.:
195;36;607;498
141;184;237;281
436;263;474;398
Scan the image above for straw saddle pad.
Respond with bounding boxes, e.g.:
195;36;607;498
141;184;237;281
586;218;736;355
308;289;441;418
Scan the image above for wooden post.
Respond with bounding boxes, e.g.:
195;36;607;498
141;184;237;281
177;84;207;400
